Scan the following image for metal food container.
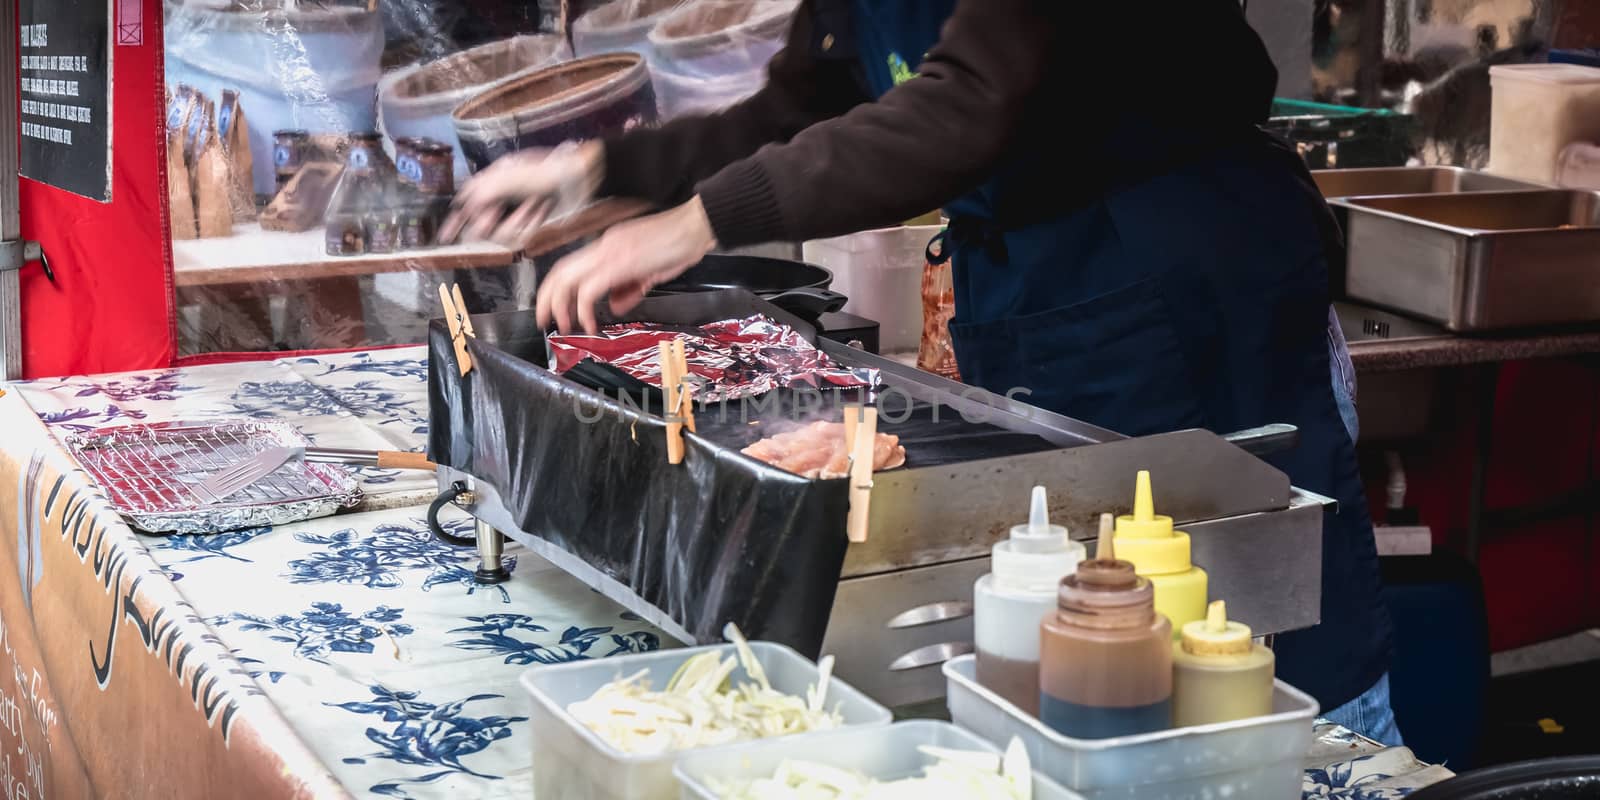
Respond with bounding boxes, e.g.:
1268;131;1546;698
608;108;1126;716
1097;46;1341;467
1335;190;1600;331
1312;166;1544;200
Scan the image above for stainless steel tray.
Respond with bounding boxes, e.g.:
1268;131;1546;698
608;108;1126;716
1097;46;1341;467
1335;190;1600;331
1313;166;1544;199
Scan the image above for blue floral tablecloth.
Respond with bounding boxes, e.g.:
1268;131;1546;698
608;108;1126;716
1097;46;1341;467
141;505;664;799
7;348;1452;799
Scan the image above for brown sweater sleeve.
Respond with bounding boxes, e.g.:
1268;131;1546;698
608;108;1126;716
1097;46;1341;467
597;0;868;209
696;0;1056;248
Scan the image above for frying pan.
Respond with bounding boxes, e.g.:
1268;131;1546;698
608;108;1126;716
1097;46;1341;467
650;254;848;320
1406;756;1600;799
510;200;847;320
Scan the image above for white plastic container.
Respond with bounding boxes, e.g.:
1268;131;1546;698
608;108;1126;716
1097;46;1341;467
973;486;1085;716
802;225;940;355
944;654;1318;800
520;641;892;800
1489;64;1600;185
674;719;1085;799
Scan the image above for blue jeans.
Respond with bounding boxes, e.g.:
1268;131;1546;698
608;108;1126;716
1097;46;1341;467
1328;307;1359;443
1323;673;1404;747
1322;312;1404;747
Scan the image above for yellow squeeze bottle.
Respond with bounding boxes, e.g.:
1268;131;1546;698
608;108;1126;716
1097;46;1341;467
1172;600;1276;726
1114;470;1207;639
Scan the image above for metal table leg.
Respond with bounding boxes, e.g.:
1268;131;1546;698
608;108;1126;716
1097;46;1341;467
474;517;511;585
425;477;512;584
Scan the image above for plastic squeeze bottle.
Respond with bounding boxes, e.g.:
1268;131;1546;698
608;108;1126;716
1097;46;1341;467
1114;470;1207;638
1039;515;1173;738
1172;600;1276;727
974;486;1087;715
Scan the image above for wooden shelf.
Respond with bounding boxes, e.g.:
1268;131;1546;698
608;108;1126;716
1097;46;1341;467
172;223;516;288
171;200;649;288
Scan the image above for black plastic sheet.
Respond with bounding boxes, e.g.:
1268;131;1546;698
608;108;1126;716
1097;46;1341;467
426;290;1059;655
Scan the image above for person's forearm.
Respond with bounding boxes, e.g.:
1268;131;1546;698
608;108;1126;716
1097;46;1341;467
694;0;1056;247
597;0;866;208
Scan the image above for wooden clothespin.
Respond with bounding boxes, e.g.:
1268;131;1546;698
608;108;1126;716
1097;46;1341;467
438;283;476;376
659;339;695;464
844;404;877;543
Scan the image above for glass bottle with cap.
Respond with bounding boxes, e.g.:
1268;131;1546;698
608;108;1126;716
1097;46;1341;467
1113;470;1208;638
1171;599;1275;727
974;485;1086;715
1039;514;1173;738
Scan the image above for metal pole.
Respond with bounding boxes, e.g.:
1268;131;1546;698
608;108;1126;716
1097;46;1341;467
0;0;21;379
1464;363;1500;564
1357;0;1385;107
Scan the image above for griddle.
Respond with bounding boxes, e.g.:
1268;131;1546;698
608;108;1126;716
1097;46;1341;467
426;289;1330;705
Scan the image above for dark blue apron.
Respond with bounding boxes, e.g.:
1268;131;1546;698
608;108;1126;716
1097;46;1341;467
846;0;1392;711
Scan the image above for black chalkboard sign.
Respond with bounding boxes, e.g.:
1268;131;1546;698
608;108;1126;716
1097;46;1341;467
19;0;111;202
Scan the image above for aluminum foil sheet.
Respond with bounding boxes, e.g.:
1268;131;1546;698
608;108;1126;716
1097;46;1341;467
64;419;362;534
547;314;879;403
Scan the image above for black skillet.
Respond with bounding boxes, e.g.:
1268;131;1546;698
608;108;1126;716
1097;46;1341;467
1406;756;1600;799
649;254;847;321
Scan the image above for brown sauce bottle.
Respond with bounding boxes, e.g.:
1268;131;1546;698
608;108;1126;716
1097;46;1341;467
1039;514;1173;738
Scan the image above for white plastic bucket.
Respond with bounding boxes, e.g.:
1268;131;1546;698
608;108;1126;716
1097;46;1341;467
803;225;939;355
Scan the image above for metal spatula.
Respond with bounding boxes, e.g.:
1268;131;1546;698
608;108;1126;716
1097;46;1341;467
199;446;436;504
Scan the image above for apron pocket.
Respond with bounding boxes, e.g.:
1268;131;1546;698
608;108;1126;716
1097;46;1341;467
951;277;1206;435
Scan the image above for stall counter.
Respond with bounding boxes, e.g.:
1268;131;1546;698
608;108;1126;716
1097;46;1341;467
0;347;1450;798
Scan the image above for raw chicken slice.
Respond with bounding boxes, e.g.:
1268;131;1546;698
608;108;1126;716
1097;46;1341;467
741;421;906;479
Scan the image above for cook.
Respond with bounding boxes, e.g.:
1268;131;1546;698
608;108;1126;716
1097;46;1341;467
442;0;1398;745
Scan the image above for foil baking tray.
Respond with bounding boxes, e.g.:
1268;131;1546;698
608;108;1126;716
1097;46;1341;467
64;419;362;534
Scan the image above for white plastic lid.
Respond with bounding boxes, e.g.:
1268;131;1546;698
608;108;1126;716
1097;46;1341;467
991;486;1085;594
1490;63;1600;86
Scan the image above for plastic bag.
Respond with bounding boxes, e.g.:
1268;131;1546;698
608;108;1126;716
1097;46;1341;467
162;0;796;358
165;0;577;356
647;0;796;117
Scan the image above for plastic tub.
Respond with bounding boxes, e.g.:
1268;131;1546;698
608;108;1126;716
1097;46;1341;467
1489;64;1600;185
802;225;940;355
572;0;689;63
674;719;1084;799
164;1;383;196
646;0;796;117
379;35;572;182
452;53;657;173
944;654;1318;800
521;641;892;800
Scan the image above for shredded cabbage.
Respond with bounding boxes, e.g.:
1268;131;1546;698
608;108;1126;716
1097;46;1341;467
712;737;1034;799
567;625;843;756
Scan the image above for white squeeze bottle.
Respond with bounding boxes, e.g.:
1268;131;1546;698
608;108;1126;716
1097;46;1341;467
974;485;1087;715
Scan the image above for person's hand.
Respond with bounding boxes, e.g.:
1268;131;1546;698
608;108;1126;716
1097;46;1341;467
537;197;718;334
440;140;603;247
